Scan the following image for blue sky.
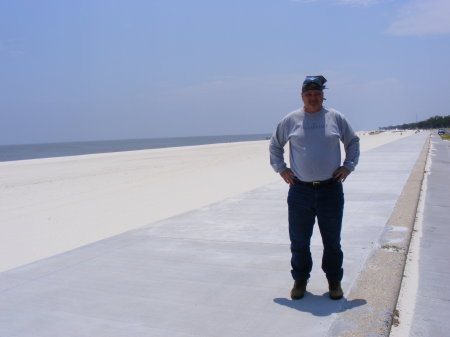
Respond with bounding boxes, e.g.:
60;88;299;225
1;0;450;144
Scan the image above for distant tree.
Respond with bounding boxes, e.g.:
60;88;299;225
380;115;450;130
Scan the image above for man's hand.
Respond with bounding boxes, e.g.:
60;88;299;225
333;166;350;182
280;168;296;185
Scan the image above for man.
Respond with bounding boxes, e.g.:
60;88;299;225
269;75;360;300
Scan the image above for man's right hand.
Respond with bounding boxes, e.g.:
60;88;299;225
280;168;296;185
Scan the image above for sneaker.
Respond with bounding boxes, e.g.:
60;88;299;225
290;280;308;300
328;281;343;300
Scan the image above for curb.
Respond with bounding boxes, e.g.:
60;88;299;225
329;134;431;337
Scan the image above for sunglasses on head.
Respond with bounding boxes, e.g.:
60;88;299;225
304;77;323;85
304;75;327;85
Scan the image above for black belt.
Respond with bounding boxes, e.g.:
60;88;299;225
293;178;337;187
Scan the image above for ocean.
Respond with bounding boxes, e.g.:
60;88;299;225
0;134;271;162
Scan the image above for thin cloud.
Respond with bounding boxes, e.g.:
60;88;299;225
387;0;450;36
290;0;320;3
0;40;24;56
337;0;380;7
0;41;7;53
290;0;381;6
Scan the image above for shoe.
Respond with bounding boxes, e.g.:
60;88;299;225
328;281;343;300
290;280;307;300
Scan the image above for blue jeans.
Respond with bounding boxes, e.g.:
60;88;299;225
287;182;344;282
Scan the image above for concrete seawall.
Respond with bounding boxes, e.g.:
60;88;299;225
0;132;431;337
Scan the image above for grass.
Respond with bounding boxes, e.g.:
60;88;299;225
382;244;404;252
440;134;450;140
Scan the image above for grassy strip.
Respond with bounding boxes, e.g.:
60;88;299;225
440;134;450;140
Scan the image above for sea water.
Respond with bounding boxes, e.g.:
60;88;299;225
0;134;271;162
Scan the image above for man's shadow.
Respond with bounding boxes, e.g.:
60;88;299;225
274;292;366;317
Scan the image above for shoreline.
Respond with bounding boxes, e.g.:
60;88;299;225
1;129;417;163
0;134;271;163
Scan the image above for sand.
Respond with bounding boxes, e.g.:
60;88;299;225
0;130;418;272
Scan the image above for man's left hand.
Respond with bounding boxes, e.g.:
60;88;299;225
333;166;350;182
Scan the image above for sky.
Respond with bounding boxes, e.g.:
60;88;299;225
1;0;450;145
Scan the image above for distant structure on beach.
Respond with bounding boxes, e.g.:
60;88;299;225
380;115;450;130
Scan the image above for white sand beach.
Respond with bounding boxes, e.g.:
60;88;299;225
0;130;418;272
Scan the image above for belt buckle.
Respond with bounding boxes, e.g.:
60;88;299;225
312;181;320;187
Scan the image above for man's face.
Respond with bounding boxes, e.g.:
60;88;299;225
301;90;323;112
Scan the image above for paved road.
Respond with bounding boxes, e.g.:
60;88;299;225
409;134;450;336
0;132;429;337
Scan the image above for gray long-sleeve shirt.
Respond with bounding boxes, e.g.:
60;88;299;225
269;107;360;182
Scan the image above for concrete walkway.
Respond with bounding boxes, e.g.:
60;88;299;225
0;132;429;337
